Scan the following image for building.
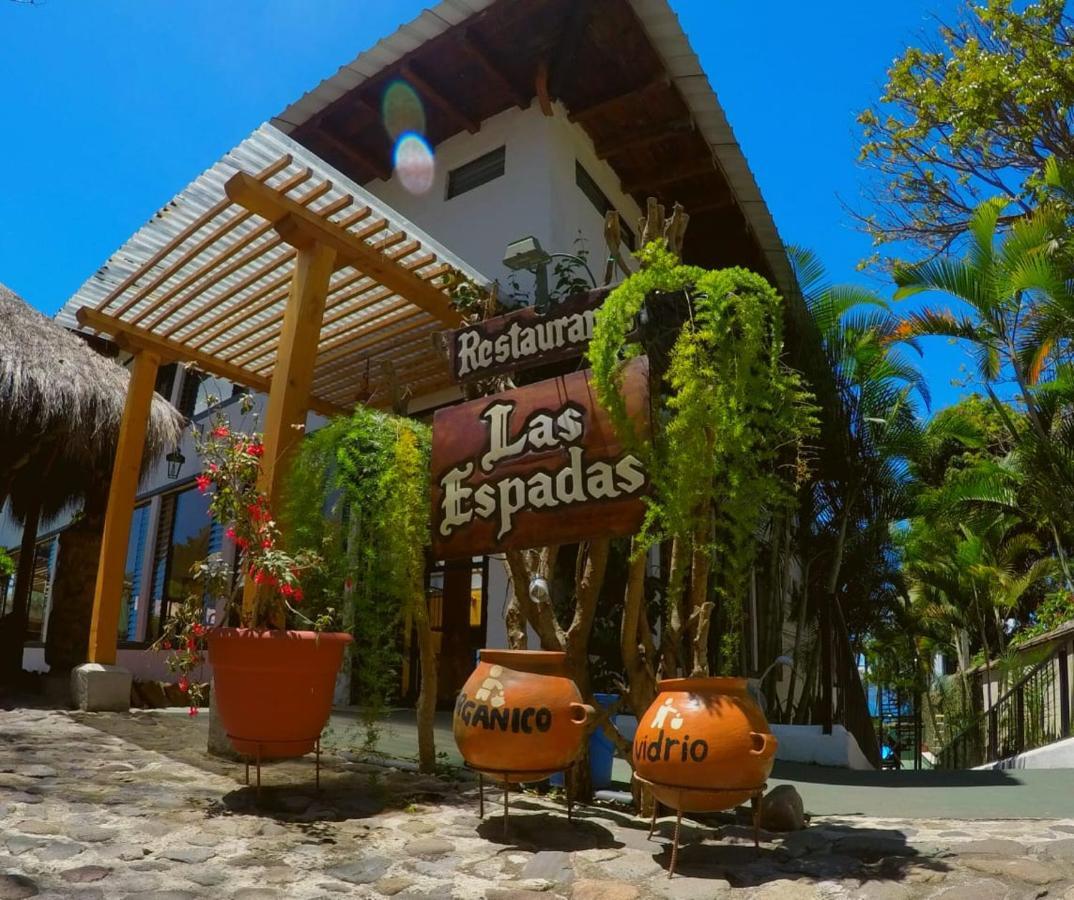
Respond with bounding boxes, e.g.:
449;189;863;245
5;0;838;729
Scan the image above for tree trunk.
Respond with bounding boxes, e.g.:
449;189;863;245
45;491;107;672
413;592;438;774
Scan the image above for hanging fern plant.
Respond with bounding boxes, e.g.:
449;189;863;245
589;241;817;673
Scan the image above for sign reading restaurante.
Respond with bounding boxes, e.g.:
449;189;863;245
431;357;650;558
446;290;607;383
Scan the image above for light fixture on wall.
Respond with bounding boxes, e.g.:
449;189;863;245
528;575;550;604
165;447;186;480
504;236;552;313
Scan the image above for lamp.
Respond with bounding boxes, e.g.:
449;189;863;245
529;575;550;604
165;448;186;480
504;236;552;313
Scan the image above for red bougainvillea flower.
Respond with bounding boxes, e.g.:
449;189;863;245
192;623;205;637
195;474;212;494
246;443;264;458
212;425;230;438
261;539;273;550
178;676;190;693
207;463;219;474
225;526;237;542
293;589;304;604
235;536;249;550
188;706;198;717
161;639;172;651
186;637;196;651
253;569;266;585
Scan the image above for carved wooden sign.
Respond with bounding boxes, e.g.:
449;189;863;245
445;289;608;383
431;357;650;559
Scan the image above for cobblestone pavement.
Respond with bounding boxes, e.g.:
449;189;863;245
3;709;1074;899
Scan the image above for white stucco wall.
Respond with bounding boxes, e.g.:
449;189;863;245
771;723;875;770
977;735;1074;770
368;102;642;295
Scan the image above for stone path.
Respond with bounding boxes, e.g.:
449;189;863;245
3;709;1074;899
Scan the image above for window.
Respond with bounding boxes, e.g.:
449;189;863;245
575;160;636;250
118;504;150;642
148;486;222;639
6;538;58;643
446;146;505;199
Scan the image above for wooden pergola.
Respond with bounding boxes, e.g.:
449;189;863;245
68;125;483;665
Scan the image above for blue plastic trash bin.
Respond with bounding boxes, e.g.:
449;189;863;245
549;692;620;790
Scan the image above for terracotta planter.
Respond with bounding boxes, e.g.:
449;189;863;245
633;677;777;812
453;649;593;782
207;628;353;759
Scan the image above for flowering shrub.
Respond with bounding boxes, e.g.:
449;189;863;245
151;394;331;714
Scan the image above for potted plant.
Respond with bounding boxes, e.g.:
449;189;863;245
154;394;350;759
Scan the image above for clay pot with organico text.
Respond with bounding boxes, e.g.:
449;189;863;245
454;650;594;782
633;677;777;812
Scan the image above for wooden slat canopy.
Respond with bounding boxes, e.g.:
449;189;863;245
61;124;484;413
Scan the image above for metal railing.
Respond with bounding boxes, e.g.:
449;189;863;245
936;647;1072;769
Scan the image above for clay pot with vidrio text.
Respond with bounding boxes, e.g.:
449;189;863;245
633;677;777;812
454;650;593;782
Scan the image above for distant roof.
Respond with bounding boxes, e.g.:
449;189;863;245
57;124;486;412
270;0;797;307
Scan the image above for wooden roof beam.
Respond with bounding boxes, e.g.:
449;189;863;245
314;127;392;182
225;171;462;326
401;62;480;135
622;160;717;196
568;75;670;123
547;1;591;101
595;118;695;160
75;306;347;418
459;29;529;109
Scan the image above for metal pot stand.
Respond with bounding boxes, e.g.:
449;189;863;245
229;732;322;802
469;763;580;838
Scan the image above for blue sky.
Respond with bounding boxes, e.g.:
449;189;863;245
0;0;966;411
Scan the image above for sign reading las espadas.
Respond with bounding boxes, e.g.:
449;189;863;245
431;357;650;559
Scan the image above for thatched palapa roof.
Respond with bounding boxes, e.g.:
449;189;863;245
0;283;184;522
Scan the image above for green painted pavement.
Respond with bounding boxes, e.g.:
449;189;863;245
328;707;1074;821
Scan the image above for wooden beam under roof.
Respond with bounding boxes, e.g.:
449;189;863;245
224;171;462;327
75;306;347;418
313;127;392;182
459;29;529;109
401;61;480;135
567;75;669;123
622;160;717;196
595;118;694;160
547;1;591;101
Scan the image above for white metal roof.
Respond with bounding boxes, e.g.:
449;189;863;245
57;124;487;409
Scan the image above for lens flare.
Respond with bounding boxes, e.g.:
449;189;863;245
393;132;435;195
382;79;426;141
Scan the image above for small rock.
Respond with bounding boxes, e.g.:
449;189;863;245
36;841;83;861
15;820;60;835
760;785;806;832
60;867;111;884
375;876;415;896
68;826;114;843
960;855;1064;885
521;850;573;886
951;838;1027;856
1041;837;1074;862
0;874;38;900
649;875;731;898
4;836;45;856
230;890;284;900
328;857;391;885
404;837;454;859
158;847;215;864
16;765;56;778
929;877;1011;900
853;883;913;900
750;879;820;899
183;870;226;887
571;879;639;900
485;891;555;900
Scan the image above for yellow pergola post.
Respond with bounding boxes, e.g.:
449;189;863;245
87;348;161;664
242;241;336;619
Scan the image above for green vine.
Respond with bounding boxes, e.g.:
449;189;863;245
283;407;431;752
589;241;817;671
